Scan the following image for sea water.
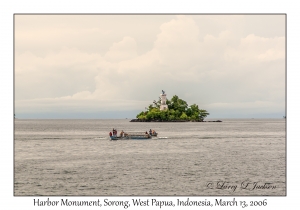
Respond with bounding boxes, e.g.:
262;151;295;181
14;119;286;196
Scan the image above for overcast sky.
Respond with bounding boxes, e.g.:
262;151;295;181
15;14;285;119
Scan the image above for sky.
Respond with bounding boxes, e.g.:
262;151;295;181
14;14;286;119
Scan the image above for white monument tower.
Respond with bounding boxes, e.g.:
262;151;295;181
160;90;168;110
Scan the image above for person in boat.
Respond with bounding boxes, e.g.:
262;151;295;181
120;130;124;137
152;130;156;135
149;129;152;135
109;132;112;137
145;131;148;134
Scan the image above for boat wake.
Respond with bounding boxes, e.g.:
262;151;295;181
158;137;168;139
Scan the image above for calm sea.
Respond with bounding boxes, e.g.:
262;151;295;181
14;119;286;196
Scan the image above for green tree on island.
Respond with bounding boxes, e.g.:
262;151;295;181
136;95;209;122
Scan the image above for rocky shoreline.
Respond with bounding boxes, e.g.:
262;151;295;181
130;119;222;122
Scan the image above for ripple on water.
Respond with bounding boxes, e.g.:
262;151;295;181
14;119;286;196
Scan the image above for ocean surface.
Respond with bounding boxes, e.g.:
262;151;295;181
14;119;286;196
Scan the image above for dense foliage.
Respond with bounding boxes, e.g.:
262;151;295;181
136;95;209;121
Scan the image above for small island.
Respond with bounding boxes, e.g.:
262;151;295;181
131;90;220;122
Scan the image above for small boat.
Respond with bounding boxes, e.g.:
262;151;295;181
110;132;152;140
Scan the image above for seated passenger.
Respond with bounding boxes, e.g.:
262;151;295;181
120;130;124;137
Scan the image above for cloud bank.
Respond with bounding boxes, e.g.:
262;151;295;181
15;15;285;118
